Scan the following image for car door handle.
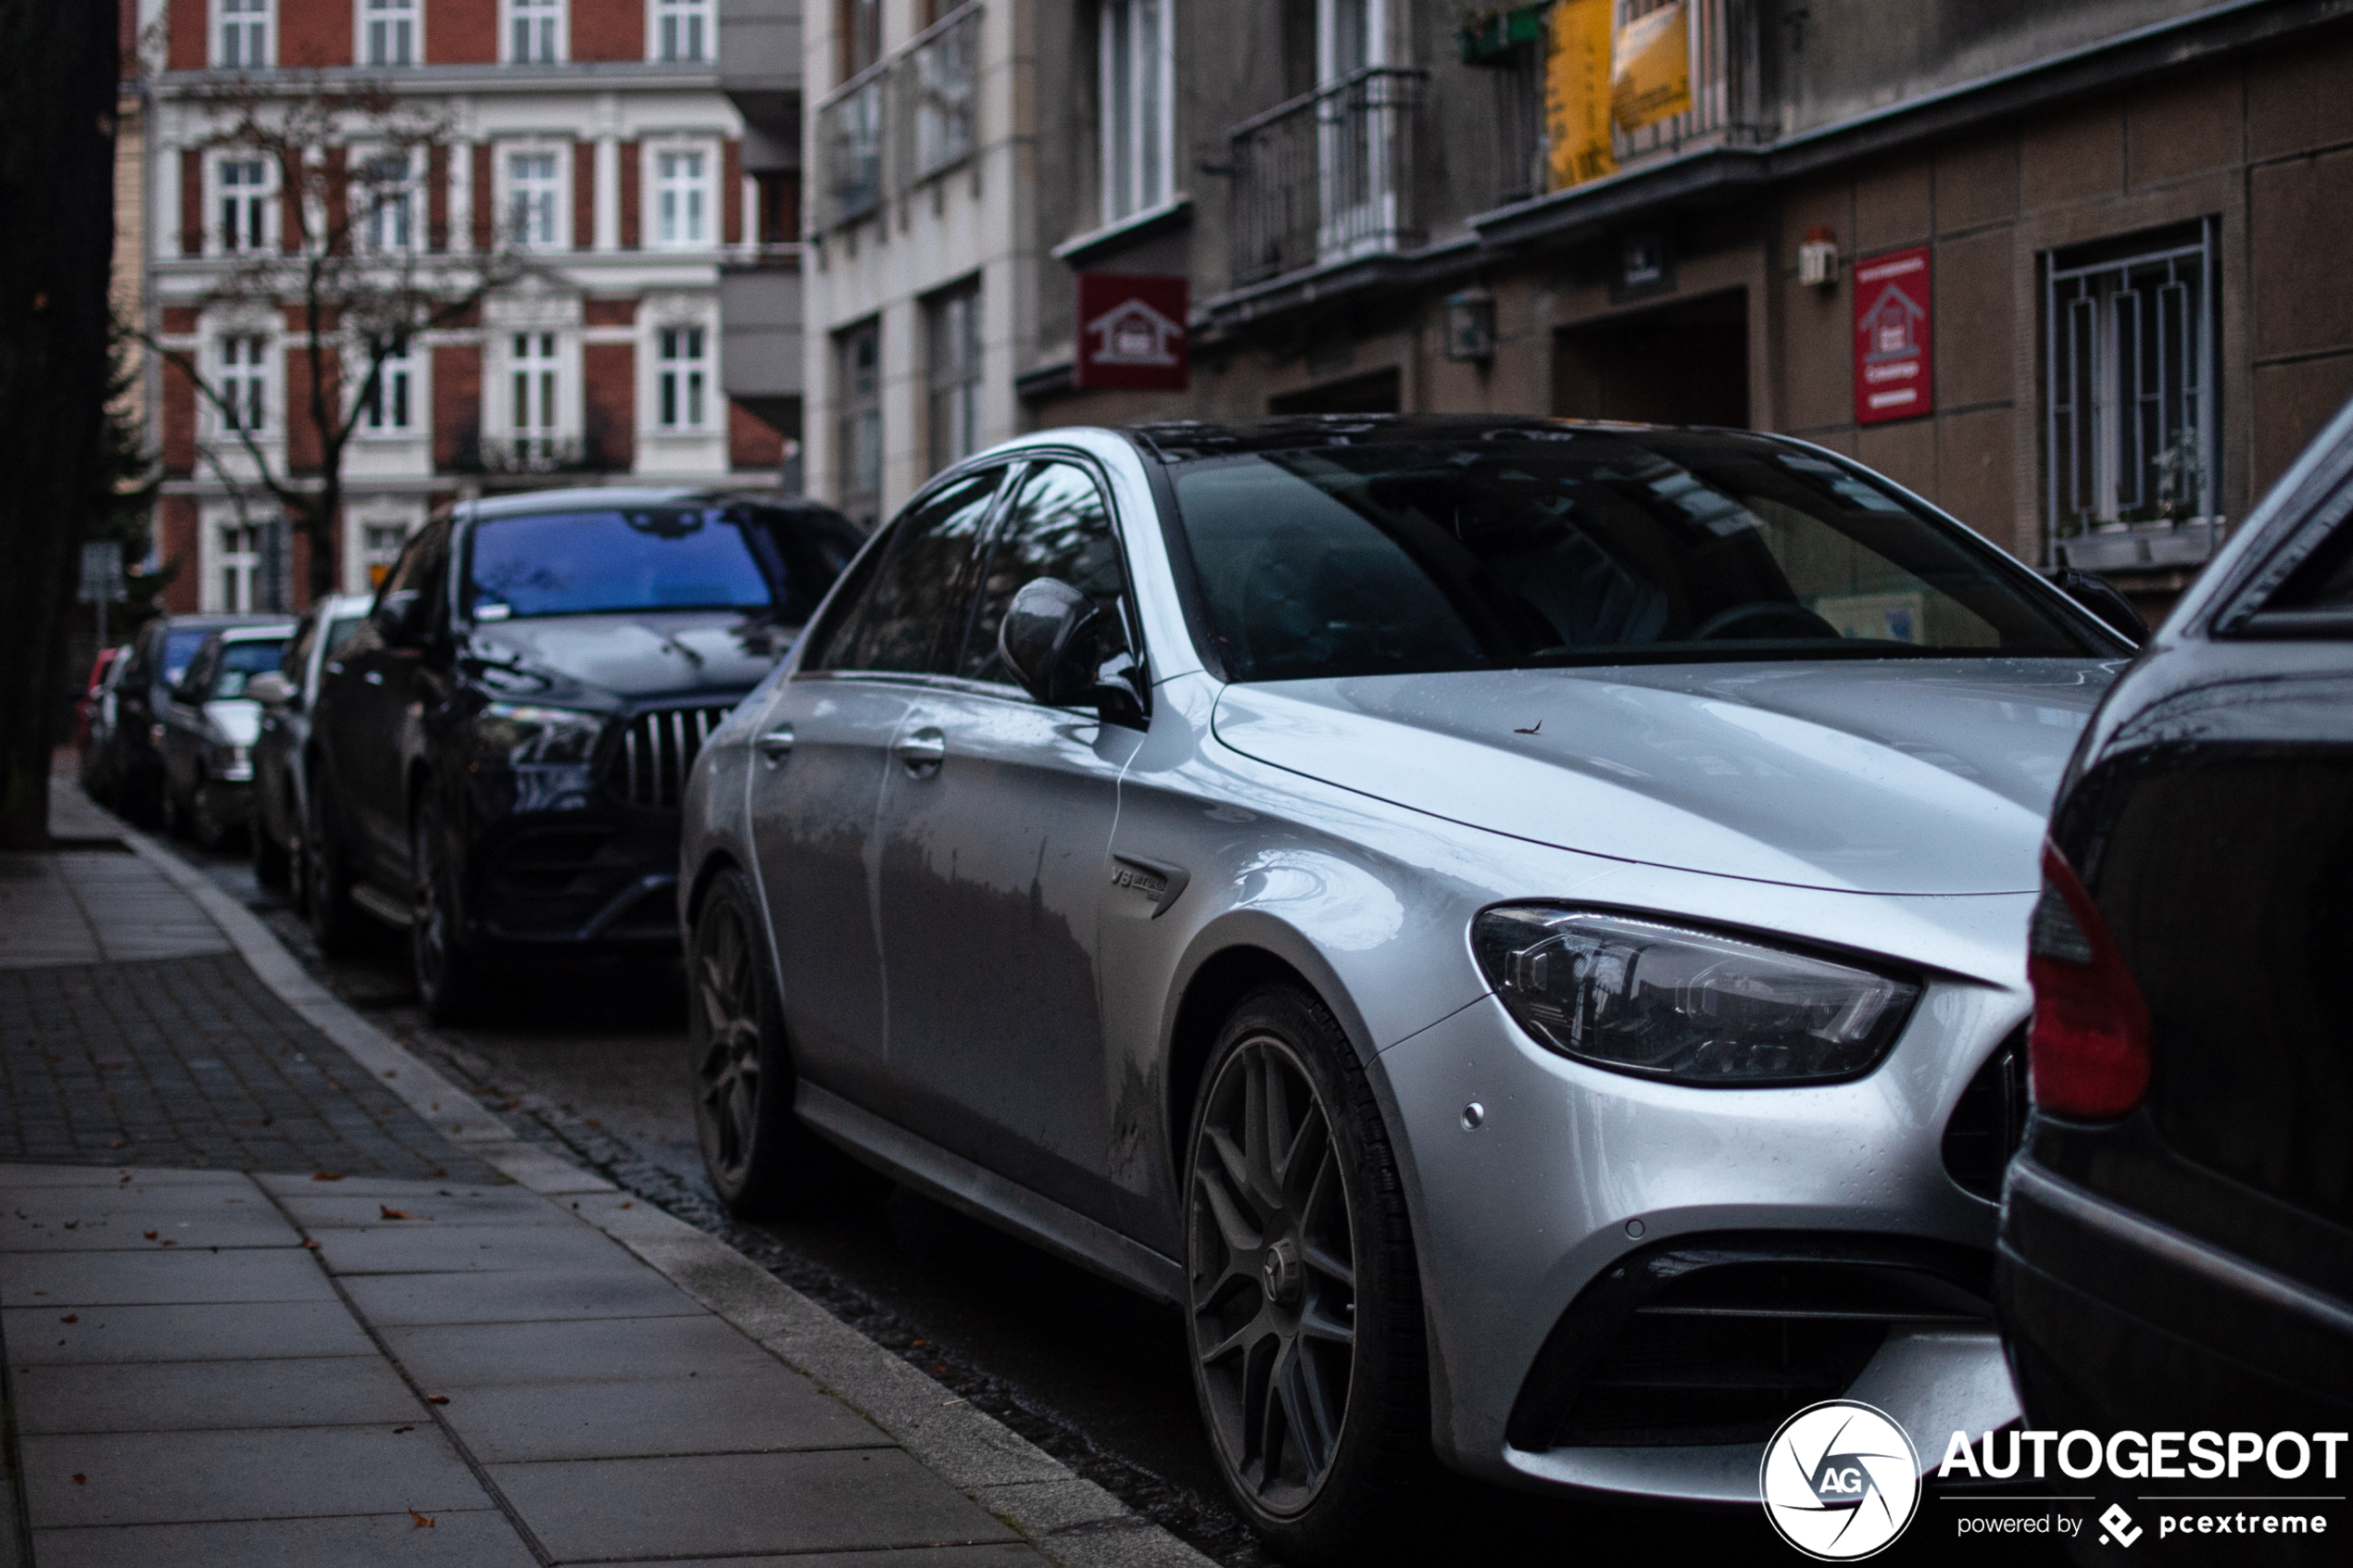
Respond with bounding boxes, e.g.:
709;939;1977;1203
893;728;946;776
363;670;384;686
755;727;795;763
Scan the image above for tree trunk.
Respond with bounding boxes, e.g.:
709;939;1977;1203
0;2;119;848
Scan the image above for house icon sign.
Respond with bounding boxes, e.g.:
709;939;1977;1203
1086;297;1183;367
1859;283;1925;361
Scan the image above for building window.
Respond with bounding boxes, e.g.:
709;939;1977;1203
363;0;418;66
1099;0;1171;225
220;157;270;253
508;151;560;249
655;0;712;62
219;0;271;68
357;151;414;253
653;150;710;248
219;522;262;613
219;333;269;433
510;0;563;62
836;320;882;525
360;341;412;433
2046;222;2219;544
926;280;982;474
837;0;881;82
657;327;708;429
511;332;560;462
360;521;410;588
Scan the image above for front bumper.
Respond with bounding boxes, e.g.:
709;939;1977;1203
1378;988;2026;1502
459;764;684;949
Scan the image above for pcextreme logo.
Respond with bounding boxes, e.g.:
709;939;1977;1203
1759;1400;1923;1561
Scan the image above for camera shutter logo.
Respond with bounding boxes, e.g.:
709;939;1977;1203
1759;1399;1921;1560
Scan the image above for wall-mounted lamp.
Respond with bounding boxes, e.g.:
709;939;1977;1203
1799;224;1840;287
1442;287;1497;363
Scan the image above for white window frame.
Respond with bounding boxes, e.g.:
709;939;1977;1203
216;519;264;614
505;0;566;64
359;0;422;68
502;145;568;252
1098;0;1173;227
348;508;421;593
505;329;565;465
213;331;273;439
214;0;273;69
217;155;275;256
649;144;714;251
353;147;420;255
356;339;416;437
650;0;714;64
653;323;711;431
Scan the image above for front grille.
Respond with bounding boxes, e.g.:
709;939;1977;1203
1508;1235;1995;1452
610;706;731;809
1943;1029;2031;1201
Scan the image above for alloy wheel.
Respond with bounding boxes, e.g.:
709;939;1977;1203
1188;1034;1357;1516
693;893;764;1188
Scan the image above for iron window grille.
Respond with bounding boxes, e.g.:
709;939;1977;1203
1227;65;1426;287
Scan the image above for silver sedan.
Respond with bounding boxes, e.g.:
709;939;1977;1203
677;417;2131;1560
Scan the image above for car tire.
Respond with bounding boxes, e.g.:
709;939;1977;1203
1183;984;1432;1564
409;790;480;1026
253;812;291;889
688;868;887;1220
190;776;230;853
159;775;188;840
303;784;367;959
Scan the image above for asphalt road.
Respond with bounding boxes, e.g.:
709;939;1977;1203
174;838;2053;1568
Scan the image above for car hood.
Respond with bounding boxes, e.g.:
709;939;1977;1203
460;609;794;706
201;699;263;746
1209;659;2123;896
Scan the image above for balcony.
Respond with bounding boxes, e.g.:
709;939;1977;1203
1227;66;1428;289
813;1;979;230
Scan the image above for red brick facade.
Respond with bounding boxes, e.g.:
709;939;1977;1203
432;0;498;65
277;0;351;68
723;140;743;246
572;0;648;63
617;141;641;249
433;344;483;470
574;141;598;251
729;400;785;470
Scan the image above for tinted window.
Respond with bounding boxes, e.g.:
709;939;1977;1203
323;613;365;656
161;628;215;688
749;508;866;623
210;639;291;698
958;462;1128;684
821;471;1002;673
464;508;774;619
1170;433;2108;682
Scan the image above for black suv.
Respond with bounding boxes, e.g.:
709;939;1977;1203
306;486;862;1020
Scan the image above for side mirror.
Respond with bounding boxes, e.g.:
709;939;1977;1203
2053;568;2149;645
245;671;295;706
371;589;421;646
998;578;1148;726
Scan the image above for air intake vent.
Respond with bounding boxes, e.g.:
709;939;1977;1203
610;706;731;809
1943;1029;2030;1201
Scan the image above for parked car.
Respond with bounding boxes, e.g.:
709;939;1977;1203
1997;397;2353;1447
677;418;2139;1559
158;621;296;847
74;645;129;800
99;613;290;824
246;594;373;892
305;487;862;1021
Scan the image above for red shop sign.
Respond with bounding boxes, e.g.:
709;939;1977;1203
1853;245;1931;425
1075;273;1189;392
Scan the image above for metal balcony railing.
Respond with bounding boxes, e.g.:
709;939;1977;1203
812;1;980;231
1228;66;1427;288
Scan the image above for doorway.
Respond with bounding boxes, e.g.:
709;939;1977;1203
1553;289;1749;428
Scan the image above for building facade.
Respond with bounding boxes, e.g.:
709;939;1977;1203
805;0;2353;618
149;0;803;614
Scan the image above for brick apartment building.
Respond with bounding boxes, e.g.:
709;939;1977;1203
148;0;800;614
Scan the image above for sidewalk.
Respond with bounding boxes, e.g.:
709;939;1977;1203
0;773;1201;1568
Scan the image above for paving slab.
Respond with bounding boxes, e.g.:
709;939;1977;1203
3;1298;375;1364
381;1312;784;1389
21;1424;494;1527
0;1165;249;1190
252;1171;511;1199
15;1354;418;1435
30;1508;536;1568
490;1448;1026;1562
311;1218;635;1276
0;1194;302;1251
340;1265;711;1326
0;1245;334;1306
275;1186;556;1229
434;1364;884;1463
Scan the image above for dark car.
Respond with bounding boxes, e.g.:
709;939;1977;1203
97;612;291;824
247;594;373;892
74;646;128;797
305;486;862;1021
158;622;297;847
1997;397;2353;1462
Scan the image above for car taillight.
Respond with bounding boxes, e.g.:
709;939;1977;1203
2026;841;2151;1118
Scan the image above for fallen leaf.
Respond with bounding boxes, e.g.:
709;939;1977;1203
311;1173;344;1183
942;1398;967;1406
379;1207;409;1221
59;1314;76;1323
392;1425;414;1435
70;1474;85;1486
426;1394;448;1405
618;1201;632;1210
107;1141;121;1150
912;1338;926;1348
930;1363;947;1374
302;1239;321;1249
409;1509;434;1529
1514;721;1542;734
160;1239;177;1248
143;1231;157;1240
62;1222;77;1230
384;1069;396;1078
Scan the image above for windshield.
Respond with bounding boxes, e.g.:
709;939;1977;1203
162;628;214;687
463;508;776;620
210;639;289;698
1169;431;2113;682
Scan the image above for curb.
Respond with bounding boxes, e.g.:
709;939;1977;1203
112;821;1216;1568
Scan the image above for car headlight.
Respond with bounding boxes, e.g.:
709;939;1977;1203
1471;907;1919;1085
205;743;254;781
472;703;605;766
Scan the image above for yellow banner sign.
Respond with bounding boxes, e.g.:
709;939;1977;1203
1543;0;1617;190
1611;1;1693;133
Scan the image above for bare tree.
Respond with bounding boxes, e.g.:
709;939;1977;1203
153;75;527;603
0;0;119;848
